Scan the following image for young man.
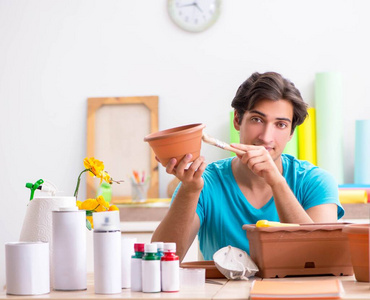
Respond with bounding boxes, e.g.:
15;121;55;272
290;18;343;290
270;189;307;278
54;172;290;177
152;72;344;261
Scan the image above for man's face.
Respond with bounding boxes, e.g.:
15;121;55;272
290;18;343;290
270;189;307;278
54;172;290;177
234;99;294;161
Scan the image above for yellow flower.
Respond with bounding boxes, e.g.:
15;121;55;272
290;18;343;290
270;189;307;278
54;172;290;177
78;195;120;231
76;200;82;209
95;170;112;185
102;171;113;184
94;195;108;212
74;157;124;199
74;157;123;230
109;205;119;211
81;198;99;210
83;157;104;177
78;196;120;229
83;158;113;185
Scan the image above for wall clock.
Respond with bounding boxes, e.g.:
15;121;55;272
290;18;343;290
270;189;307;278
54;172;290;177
167;0;221;33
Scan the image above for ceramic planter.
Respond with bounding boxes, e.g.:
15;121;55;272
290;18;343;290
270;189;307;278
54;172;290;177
243;223;353;278
144;123;205;167
342;223;369;282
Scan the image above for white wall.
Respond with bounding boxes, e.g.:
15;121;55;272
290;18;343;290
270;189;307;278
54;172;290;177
1;0;370;287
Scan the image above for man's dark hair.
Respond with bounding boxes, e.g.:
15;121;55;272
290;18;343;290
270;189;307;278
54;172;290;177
231;72;308;134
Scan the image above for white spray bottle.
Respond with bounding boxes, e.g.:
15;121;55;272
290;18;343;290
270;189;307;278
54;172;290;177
93;211;122;294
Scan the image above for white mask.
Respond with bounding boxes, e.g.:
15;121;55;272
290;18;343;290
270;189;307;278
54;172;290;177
213;246;258;280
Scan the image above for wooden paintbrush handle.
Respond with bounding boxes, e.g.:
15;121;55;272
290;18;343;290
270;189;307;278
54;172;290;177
202;133;246;156
222;143;246;156
212;138;246;156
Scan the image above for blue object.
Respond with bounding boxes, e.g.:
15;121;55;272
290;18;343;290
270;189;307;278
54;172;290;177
354;120;370;184
339;184;370;188
173;154;344;260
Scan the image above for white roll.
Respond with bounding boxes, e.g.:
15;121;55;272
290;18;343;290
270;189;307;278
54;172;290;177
5;242;50;295
94;230;122;294
121;237;137;288
20;196;76;243
52;210;86;290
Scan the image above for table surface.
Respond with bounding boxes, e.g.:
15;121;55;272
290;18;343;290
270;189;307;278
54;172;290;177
1;275;370;300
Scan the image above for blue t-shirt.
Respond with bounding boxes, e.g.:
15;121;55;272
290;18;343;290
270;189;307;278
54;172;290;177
185;154;344;260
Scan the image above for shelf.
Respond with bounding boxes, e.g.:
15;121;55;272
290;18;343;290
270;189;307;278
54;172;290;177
115;200;368;223
117;199;170;222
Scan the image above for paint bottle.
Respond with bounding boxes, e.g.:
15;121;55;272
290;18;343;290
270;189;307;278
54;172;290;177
161;243;179;292
152;242;164;258
52;207;86;291
142;243;161;293
93;212;121;294
131;243;145;292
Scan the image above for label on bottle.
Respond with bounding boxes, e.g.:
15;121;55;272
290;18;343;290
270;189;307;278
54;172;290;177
142;260;161;293
161;260;180;292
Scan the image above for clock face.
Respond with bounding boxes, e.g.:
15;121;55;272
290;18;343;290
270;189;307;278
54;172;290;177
167;0;221;33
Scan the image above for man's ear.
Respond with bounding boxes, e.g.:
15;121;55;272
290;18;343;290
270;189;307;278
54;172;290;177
288;128;295;141
233;110;241;131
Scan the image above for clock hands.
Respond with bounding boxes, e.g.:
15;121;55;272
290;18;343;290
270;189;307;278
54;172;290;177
178;2;195;8
194;2;203;13
178;1;203;13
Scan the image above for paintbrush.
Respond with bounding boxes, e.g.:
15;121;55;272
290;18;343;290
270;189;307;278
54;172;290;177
202;133;246;156
256;220;300;227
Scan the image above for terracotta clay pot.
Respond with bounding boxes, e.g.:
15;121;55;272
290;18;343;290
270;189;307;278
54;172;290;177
144;123;205;167
243;223;353;278
342;223;369;282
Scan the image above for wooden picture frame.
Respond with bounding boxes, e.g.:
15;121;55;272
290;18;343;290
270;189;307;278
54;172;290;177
86;96;159;203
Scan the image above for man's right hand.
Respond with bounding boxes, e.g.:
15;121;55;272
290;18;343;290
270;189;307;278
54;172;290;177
152;153;204;261
164;153;206;193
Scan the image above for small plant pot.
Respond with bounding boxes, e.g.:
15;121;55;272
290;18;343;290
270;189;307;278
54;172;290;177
144;123;205;167
342;223;369;282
